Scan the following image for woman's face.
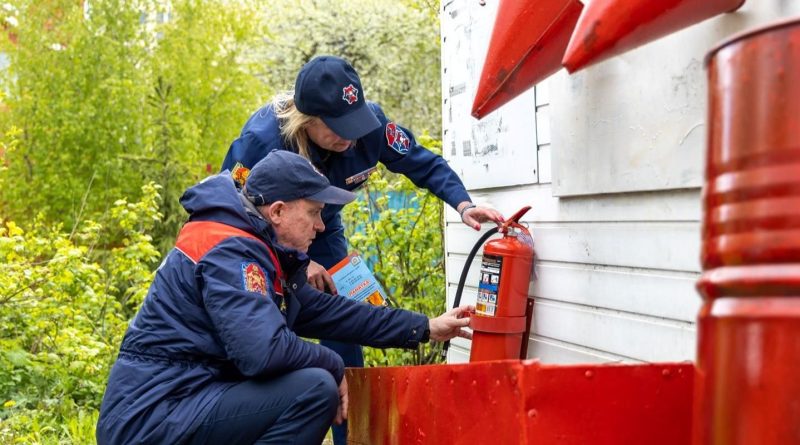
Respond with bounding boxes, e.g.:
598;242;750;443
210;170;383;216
305;118;354;152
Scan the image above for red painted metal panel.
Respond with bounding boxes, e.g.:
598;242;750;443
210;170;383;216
697;18;800;445
562;0;745;73
471;0;582;119
347;360;693;444
524;363;693;444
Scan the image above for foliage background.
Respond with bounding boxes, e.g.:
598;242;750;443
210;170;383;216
256;0;441;136
0;0;445;442
343;134;446;367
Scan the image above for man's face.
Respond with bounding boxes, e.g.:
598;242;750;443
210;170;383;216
271;199;325;252
305;118;353;152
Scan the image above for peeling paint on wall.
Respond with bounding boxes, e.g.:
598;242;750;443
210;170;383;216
441;0;538;190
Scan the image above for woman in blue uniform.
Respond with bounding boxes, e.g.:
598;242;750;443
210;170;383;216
221;56;502;444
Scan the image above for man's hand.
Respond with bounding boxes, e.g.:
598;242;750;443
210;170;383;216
429;305;474;342
307;260;337;294
334;376;348;425
457;202;504;231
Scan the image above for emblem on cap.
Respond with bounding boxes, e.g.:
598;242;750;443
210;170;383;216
385;122;410;155
242;262;267;295
342;84;359;105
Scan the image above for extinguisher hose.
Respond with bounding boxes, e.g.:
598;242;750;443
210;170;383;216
441;226;500;359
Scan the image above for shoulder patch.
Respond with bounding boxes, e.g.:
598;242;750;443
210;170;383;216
231;162;251;185
385;122;410;155
241;261;268;295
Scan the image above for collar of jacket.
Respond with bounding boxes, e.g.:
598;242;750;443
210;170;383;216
238;192;311;283
307;140;358;169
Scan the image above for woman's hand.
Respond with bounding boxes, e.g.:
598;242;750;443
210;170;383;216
307;260;337;294
429;305;475;342
457;202;504;231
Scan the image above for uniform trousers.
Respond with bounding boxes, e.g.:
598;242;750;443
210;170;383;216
187;368;339;445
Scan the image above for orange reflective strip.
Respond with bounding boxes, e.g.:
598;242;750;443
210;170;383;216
175;221;284;295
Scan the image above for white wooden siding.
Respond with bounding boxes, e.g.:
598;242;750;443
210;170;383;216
441;0;800;364
536;84;552;183
443;184;703;363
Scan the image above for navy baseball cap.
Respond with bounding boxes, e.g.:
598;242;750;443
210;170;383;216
294;55;382;140
243;150;356;206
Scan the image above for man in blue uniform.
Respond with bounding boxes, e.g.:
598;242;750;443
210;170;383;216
221;55;502;444
96;150;473;445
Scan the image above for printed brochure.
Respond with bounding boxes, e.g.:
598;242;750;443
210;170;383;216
328;253;388;306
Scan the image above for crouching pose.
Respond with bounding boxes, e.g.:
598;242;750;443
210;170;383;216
96;150;472;445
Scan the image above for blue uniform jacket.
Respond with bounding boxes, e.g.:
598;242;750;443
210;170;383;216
221;102;471;268
96;173;429;445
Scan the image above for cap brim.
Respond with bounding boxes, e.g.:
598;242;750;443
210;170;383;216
307;185;357;205
322;102;381;140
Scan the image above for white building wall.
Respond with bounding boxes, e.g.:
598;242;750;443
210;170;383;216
441;0;800;364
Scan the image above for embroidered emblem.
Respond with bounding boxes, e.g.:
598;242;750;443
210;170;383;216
385;122;410;155
342;84;359;105
345;166;377;185
231;162;251;185
241;262;267;295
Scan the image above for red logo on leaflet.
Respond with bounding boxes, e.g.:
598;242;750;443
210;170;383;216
349;279;370;298
342;84;359;105
385;122;410;154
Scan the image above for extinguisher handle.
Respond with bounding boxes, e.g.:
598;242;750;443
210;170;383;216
502;206;531;232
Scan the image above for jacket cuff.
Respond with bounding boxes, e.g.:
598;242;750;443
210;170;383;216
405;316;431;348
331;355;346;384
447;190;472;212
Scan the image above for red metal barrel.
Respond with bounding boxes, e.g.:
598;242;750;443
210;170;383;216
696;18;800;445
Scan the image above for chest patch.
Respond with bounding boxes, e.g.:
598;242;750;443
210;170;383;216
231;162;251;186
345;166;377;186
241;261;267;295
385;122;410;155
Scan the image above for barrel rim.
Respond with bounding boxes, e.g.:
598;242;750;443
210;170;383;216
704;16;800;68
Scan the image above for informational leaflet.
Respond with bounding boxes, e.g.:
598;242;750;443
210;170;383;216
476;254;502;316
328;253;388;306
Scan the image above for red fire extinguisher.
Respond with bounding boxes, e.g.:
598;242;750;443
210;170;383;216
442;206;535;362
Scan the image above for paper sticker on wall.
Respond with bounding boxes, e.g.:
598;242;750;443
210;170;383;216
441;0;539;190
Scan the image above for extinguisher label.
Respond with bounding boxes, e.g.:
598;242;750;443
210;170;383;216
476;254;502;316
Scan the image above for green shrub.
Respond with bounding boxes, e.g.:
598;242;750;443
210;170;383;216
343;134;447;367
0;183;161;444
0;0;266;253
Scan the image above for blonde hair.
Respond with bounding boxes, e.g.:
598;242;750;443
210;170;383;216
273;91;317;161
